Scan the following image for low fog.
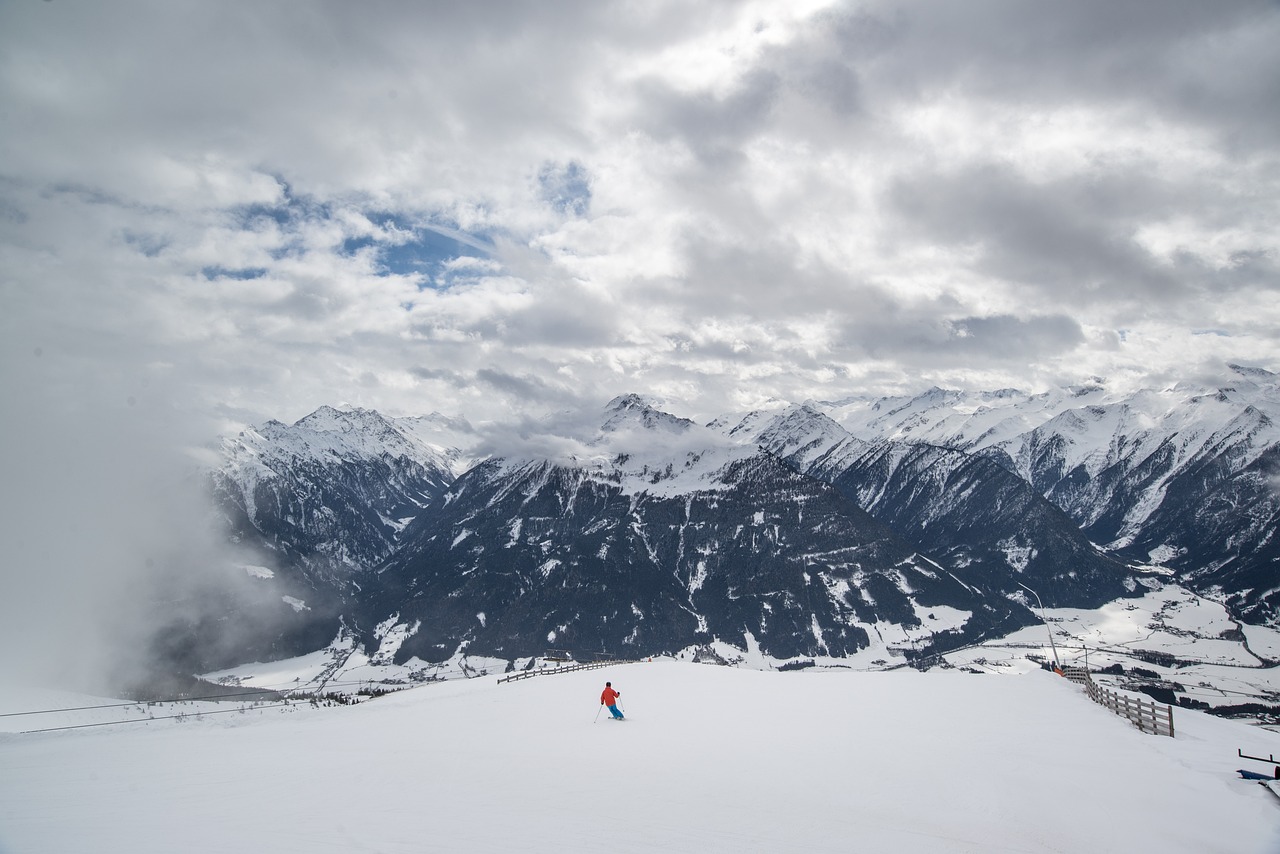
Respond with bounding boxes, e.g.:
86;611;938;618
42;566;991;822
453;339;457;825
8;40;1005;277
0;332;289;698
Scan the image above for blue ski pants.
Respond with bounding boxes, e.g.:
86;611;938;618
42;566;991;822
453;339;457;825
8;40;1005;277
607;704;624;719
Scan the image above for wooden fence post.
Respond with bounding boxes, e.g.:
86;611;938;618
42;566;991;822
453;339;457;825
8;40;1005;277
1075;669;1174;737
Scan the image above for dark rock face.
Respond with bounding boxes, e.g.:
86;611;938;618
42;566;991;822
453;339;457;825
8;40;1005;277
372;452;1011;663
1135;441;1280;623
210;451;451;594
736;406;1137;615
983;400;1280;621
829;442;1136;608
806;367;1280;625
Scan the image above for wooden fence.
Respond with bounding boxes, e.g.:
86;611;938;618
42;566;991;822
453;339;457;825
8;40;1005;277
498;659;634;684
1076;670;1175;737
1062;665;1090;684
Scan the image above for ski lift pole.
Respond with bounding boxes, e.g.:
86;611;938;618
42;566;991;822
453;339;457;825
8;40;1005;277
1018;582;1060;670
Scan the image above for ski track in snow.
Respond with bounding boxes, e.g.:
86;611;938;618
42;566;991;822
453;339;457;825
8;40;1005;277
1;662;1278;854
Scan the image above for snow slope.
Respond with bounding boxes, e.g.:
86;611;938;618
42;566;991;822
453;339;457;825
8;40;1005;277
2;662;1277;853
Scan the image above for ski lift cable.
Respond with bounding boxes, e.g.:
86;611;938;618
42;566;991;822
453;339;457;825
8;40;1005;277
0;676;434;719
0;689;294;718
13;672;482;732
5;656;542;720
19;702;300;734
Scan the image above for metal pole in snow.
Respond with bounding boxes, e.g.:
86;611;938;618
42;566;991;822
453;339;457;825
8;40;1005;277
1018;582;1061;670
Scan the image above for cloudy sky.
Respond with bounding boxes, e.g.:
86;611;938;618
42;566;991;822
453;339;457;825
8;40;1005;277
2;0;1279;690
3;0;1279;437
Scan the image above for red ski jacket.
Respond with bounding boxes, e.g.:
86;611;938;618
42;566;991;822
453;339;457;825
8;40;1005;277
600;687;620;706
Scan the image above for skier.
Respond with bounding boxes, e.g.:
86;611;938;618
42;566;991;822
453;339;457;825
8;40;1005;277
600;681;624;720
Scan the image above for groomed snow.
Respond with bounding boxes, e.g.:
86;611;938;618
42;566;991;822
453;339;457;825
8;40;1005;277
2;661;1278;853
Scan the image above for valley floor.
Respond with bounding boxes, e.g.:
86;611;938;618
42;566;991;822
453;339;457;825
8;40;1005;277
943;585;1280;723
196;583;1280;729
2;661;1279;853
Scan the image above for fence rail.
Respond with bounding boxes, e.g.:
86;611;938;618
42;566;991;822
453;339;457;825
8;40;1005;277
1079;671;1174;737
1062;665;1090;684
498;659;634;684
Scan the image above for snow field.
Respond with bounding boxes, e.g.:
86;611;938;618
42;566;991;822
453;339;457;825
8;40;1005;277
944;586;1280;711
2;661;1278;853
1242;624;1280;661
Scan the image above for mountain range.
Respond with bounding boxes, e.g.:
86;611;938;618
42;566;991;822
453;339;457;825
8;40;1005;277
198;365;1279;672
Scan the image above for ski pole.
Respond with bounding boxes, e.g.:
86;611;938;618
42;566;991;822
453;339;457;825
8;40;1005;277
594;703;603;723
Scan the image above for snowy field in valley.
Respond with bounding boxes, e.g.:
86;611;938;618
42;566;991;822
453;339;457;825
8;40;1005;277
2;661;1279;853
943;586;1280;719
196;583;1280;727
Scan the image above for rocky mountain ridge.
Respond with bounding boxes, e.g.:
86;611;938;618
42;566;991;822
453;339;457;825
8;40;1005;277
369;396;1038;663
808;364;1280;621
201;367;1279;670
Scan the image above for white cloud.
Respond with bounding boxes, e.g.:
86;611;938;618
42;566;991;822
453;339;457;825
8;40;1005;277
0;0;1276;439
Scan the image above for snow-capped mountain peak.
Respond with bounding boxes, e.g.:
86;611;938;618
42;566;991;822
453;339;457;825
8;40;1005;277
718;403;868;477
1229;362;1276;381
206;404;470;632
577;397;751;496
600;393;696;436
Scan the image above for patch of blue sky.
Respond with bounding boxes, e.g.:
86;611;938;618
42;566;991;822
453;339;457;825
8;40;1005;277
122;229;169;257
339;219;497;286
227;178;330;231
230;201;294;229
379;227;490;277
220;183;499;285
338;211;412;258
365;210;415;232
222;188;327;264
201;265;268;280
538;160;591;217
341;234;378;255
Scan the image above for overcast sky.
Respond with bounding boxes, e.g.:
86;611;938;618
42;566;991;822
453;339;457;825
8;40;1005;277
3;0;1279;435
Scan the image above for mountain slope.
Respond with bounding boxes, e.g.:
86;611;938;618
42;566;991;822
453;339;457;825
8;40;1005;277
726;404;1138;610
370;397;1010;663
818;365;1280;622
196;368;1279;676
204;405;467;665
832;441;1138;605
211;406;462;588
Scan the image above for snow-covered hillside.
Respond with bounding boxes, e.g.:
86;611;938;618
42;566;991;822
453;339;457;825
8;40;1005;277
729;367;1280;623
2;662;1277;853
